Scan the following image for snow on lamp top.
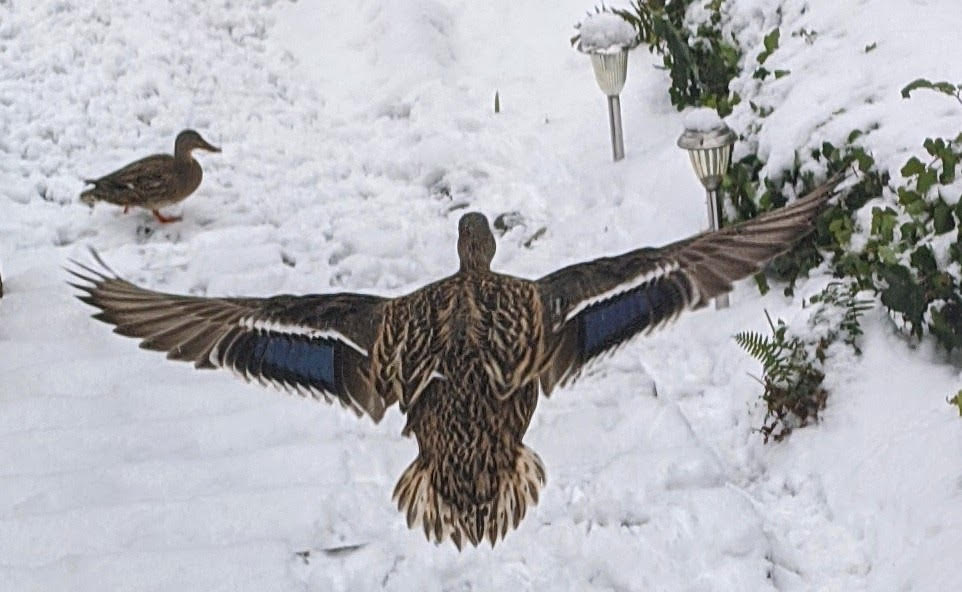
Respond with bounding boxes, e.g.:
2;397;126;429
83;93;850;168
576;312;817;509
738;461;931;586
677;108;736;150
575;12;638;54
677;108;736;190
575;13;638;96
682;108;726;134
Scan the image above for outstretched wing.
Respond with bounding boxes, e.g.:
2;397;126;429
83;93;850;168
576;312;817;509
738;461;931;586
69;254;392;421
536;174;842;393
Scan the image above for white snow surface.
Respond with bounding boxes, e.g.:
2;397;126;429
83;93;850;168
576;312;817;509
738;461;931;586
0;0;960;590
576;12;637;53
683;107;726;133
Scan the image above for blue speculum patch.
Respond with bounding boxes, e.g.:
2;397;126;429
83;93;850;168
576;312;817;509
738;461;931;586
580;278;680;357
252;333;336;393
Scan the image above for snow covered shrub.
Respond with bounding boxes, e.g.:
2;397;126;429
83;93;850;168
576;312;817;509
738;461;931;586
572;0;741;114
751;27;790;83
739;133;962;353
735;282;872;442
665;20;962;353
611;0;962;353
858;135;962;351
576;2;962;350
727;138;883;292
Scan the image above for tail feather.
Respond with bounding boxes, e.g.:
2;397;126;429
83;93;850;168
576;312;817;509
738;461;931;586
80;180;128;207
393;445;546;549
80;185;100;207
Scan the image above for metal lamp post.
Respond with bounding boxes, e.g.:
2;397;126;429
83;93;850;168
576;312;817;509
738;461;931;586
579;46;633;161
677;122;737;309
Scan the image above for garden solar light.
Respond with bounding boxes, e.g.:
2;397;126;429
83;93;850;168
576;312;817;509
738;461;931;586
677;109;737;308
575;13;638;162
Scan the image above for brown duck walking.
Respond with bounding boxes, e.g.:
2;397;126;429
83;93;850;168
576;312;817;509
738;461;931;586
70;175;843;549
80;129;220;223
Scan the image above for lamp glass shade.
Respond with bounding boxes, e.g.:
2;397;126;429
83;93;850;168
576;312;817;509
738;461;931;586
589;50;628;96
677;124;736;190
686;144;733;191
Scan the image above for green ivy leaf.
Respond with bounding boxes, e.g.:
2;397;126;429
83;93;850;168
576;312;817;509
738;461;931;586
924;137;947;157
853;150;875;172
878;264;927;333
900;78;959;99
871;207;897;242
821;141;839;161
929;271;957;301
900;156;926;177
905;199;928;219
757;28;780;64
764;28;779;51
901;78;933;98
876;244;898;264
931;302;962;352
910;245;937;275
897;187;922;205
900;221;920;243
933;201;956;234
829;216;853;245
939;151;958;184
947;235;962;264
917;168;938;195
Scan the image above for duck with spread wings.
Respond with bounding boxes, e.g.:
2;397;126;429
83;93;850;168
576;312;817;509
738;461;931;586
70;175;843;549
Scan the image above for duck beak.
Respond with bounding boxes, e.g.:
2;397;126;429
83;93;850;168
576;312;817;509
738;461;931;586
201;140;221;153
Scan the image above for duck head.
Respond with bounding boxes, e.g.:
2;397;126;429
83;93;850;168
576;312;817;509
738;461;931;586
457;212;496;272
174;129;221;156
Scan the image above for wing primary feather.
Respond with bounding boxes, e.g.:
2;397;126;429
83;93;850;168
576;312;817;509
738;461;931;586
537;172;845;391
68;253;389;422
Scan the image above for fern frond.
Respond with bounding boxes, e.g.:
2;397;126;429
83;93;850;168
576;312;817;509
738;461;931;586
736;307;829;442
734;330;781;374
734;330;768;357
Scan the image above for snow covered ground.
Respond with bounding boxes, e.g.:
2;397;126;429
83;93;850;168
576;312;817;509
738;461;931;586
0;0;960;590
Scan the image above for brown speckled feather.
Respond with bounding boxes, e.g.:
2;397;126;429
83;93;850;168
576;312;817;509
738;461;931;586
376;269;548;547
373;274;545;411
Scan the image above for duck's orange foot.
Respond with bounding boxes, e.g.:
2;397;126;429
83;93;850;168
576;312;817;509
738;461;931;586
152;210;182;224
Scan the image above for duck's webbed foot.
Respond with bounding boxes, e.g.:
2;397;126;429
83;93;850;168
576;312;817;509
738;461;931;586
152;209;182;224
